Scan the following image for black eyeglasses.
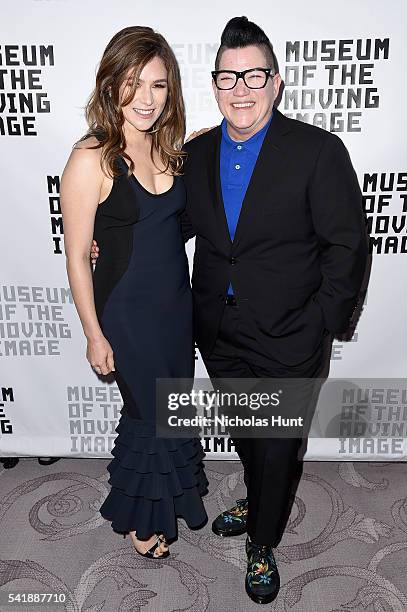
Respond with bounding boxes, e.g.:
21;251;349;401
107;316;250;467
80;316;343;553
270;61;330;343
211;68;274;90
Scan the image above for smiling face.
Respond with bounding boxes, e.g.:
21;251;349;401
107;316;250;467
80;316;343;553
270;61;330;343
213;45;281;141
119;55;168;135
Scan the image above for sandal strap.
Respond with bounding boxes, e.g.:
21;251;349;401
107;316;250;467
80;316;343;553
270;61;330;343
130;533;161;557
143;537;162;558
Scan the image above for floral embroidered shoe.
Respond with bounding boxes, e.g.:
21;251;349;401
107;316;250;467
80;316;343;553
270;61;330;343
211;497;248;537
245;536;280;604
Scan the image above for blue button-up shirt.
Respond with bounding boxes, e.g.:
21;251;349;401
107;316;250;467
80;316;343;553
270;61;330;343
220;113;273;295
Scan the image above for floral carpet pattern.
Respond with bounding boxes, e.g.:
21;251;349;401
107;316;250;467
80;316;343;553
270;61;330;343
0;458;406;611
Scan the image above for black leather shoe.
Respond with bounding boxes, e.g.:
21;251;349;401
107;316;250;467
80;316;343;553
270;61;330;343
245;536;280;604
38;457;61;465
212;497;248;537
1;458;19;469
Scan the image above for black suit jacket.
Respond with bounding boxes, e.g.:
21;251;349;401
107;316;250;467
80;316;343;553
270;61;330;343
181;107;369;366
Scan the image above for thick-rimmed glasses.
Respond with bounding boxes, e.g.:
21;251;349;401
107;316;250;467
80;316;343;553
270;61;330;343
211;68;274;90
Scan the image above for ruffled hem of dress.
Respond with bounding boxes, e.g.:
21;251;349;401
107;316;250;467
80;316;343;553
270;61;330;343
99;411;209;540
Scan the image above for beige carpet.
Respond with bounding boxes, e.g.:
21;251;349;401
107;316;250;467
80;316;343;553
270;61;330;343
0;458;406;612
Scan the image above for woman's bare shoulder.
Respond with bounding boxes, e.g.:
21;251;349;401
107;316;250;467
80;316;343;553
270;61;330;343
72;134;102;151
62;136;104;183
68;135;103;166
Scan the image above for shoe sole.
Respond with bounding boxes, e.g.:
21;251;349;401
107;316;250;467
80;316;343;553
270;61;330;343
245;578;280;604
211;523;247;537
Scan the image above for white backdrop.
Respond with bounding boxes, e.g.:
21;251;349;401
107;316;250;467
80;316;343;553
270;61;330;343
1;0;406;460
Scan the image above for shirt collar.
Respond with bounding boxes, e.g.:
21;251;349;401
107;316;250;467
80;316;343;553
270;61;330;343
221;110;273;153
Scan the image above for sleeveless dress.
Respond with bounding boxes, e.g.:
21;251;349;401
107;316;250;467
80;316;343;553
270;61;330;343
94;155;208;540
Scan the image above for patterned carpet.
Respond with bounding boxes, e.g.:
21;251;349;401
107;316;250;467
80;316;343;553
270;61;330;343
0;458;407;612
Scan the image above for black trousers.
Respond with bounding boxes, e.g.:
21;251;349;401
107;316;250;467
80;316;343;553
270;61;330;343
202;300;333;547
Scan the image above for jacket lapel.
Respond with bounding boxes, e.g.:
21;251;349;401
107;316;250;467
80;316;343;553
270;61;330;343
207;126;232;247
232;108;291;250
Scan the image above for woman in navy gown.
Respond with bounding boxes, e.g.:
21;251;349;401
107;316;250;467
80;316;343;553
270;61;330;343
61;26;208;558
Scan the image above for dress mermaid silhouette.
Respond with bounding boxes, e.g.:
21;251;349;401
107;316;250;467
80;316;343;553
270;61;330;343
94;155;208;540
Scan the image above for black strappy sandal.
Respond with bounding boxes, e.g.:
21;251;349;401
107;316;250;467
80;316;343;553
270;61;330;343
157;533;169;553
123;532;170;559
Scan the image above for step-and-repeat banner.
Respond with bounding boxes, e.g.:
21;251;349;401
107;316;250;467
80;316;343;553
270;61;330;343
1;0;406;460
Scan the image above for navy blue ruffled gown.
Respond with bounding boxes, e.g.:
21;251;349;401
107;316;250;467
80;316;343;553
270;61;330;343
94;156;208;540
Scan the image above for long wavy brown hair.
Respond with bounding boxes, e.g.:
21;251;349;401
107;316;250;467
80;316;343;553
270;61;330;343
80;26;186;178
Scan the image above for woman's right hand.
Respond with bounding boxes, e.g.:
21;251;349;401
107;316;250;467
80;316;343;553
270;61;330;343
86;335;115;375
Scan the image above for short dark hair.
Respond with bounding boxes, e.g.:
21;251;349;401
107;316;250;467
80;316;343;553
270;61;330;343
215;16;278;73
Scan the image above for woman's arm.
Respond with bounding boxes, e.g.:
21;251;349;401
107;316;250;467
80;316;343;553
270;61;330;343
60;142;115;375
